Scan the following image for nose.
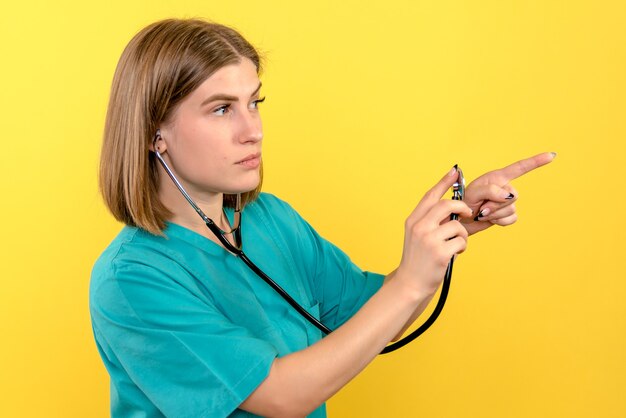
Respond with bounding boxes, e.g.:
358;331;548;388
237;109;263;144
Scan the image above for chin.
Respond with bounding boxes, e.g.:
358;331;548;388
226;176;261;195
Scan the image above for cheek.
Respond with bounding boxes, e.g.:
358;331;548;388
190;142;231;175
168;118;233;172
176;129;219;162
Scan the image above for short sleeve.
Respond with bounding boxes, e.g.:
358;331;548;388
301;223;385;330
90;254;278;418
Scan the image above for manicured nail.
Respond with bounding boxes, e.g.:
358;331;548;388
474;208;490;221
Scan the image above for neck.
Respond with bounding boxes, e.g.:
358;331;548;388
157;168;230;242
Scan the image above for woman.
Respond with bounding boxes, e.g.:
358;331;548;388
90;18;554;418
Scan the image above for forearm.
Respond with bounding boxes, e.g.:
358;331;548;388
242;167;476;417
240;271;430;417
384;269;436;341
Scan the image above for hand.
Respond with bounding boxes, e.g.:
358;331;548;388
461;152;556;235
396;167;473;296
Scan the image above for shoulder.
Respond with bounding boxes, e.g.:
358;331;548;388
249;192;296;213
244;193;308;229
91;226;168;278
89;226;197;312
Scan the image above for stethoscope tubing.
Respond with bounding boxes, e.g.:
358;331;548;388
227;215;457;354
380;225;456;353
225;240;452;354
153;141;463;355
238;251;333;335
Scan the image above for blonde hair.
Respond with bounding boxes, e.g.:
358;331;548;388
100;18;263;234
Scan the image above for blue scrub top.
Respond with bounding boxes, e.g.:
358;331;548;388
90;193;384;417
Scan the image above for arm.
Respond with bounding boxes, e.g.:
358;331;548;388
390;152;558;342
387;152;558;346
241;167;473;417
241;271;427;417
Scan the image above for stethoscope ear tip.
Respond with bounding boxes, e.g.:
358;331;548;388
152;130;163;155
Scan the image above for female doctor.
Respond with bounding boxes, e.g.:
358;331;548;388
90;18;555;418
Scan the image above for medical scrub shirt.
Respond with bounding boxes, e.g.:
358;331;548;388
90;193;384;418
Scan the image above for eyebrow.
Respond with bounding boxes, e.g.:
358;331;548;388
200;82;262;107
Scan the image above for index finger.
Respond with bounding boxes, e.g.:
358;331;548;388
499;152;556;181
409;166;460;221
425;166;461;202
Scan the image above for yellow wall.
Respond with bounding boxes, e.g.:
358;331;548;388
1;1;624;417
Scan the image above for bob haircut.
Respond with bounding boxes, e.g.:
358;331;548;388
100;18;263;235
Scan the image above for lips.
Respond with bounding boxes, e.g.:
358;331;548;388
236;153;261;168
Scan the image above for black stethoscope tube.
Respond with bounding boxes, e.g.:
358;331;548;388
207;181;462;355
232;197;462;355
154;138;464;355
236;239;454;354
239;251;333;335
380;236;455;353
380;189;462;353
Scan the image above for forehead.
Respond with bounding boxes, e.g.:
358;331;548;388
191;58;260;99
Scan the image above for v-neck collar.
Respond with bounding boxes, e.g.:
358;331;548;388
163;206;236;256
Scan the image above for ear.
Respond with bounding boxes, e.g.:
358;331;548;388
151;129;168;154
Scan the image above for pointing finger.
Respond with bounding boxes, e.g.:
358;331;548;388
499;152;556;182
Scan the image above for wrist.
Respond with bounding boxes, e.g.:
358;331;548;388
386;268;436;306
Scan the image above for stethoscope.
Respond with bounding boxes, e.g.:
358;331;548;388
153;131;465;354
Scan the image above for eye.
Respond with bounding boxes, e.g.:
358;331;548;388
250;96;266;110
213;104;230;116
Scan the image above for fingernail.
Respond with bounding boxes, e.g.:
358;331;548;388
551;152;557;158
449;165;457;176
474;208;490;221
454;164;458;171
506;193;515;200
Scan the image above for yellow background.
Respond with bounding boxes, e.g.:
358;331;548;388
1;0;624;417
